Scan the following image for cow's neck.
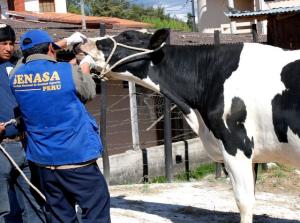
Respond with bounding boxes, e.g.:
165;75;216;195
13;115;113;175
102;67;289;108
148;44;243;117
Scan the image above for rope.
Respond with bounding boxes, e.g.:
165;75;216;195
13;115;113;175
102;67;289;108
0;119;46;201
0;143;46;201
96;35;166;80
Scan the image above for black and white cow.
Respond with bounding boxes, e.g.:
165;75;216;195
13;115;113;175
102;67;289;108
80;29;300;223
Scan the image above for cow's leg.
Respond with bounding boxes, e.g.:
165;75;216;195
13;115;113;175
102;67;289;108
222;149;255;223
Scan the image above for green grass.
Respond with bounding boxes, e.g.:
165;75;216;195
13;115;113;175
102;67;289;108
150;163;216;183
141;17;191;31
256;163;294;184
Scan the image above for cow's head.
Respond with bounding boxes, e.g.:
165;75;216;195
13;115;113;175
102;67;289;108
79;29;170;91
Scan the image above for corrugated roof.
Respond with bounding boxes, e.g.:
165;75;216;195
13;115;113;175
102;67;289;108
226;6;300;18
6;11;152;29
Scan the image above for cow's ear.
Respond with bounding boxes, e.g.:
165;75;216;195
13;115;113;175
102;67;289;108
148;28;170;49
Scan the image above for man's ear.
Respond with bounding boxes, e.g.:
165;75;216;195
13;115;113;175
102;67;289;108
49;43;56;56
148;28;170;50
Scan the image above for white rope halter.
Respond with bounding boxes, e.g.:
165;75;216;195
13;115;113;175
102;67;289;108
97;35;166;80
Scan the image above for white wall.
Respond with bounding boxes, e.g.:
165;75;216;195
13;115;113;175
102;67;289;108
264;0;300;9
54;0;67;13
25;0;39;12
97;138;211;185
25;0;67;13
197;0;231;33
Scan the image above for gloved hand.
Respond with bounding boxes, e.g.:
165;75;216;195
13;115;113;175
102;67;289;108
79;54;96;69
65;32;87;46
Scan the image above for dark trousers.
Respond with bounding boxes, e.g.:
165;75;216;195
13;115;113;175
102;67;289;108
37;163;110;223
0;141;47;223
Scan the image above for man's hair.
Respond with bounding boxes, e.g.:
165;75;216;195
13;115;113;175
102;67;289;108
22;42;50;59
0;24;16;42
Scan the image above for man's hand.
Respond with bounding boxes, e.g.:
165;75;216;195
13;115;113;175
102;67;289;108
0;123;5;134
65;32;87;47
79;54;96;71
79;54;96;74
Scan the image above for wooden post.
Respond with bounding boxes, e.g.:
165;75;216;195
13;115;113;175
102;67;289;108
164;35;173;183
251;24;258;42
99;23;110;183
129;81;140;151
214;30;220;45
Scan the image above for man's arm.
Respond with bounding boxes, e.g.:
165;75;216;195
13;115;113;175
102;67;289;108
56;32;87;49
71;55;97;102
56;32;96;101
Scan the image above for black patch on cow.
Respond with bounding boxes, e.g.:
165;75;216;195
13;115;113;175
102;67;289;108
272;59;300;143
225;97;254;157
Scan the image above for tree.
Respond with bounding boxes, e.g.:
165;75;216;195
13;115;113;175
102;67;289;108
66;0;191;31
187;13;197;31
86;0;130;18
67;0;80;14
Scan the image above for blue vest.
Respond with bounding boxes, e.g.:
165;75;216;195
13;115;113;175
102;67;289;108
0;61;20;137
10;57;102;165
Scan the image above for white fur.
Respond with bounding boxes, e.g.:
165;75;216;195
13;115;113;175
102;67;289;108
223;43;300;168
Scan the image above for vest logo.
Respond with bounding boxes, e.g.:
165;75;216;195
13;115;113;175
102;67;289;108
13;71;62;92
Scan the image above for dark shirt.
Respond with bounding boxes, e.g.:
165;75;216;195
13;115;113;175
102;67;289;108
0;61;21;137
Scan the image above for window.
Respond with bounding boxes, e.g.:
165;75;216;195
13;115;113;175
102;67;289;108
39;0;55;12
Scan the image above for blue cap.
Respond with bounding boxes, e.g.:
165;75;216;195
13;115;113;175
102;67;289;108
20;29;61;51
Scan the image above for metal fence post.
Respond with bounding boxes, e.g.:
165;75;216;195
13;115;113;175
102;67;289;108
164;35;173;183
99;23;110;183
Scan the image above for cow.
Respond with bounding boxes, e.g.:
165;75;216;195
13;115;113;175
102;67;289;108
78;29;300;223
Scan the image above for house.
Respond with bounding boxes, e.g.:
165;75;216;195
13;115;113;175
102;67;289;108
0;0;67;18
197;0;300;34
226;6;300;49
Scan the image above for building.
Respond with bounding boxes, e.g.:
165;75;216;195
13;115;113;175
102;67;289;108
0;0;67;19
197;0;300;34
226;6;300;49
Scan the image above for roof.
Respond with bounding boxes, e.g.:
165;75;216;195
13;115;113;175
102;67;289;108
226;6;300;20
0;18;266;47
6;11;152;29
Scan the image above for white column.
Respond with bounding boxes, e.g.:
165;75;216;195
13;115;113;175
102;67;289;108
197;0;207;33
255;0;267;34
80;0;86;30
129;82;140;151
227;0;236;34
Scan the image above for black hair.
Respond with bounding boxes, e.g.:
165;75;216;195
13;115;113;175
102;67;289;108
0;24;16;42
22;42;50;59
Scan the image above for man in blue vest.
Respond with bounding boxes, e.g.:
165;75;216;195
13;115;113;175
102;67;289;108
0;24;47;223
9;29;110;223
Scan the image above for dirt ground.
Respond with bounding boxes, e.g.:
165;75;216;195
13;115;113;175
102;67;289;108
109;167;300;223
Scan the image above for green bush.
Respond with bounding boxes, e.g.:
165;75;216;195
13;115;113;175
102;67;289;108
142;17;191;31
